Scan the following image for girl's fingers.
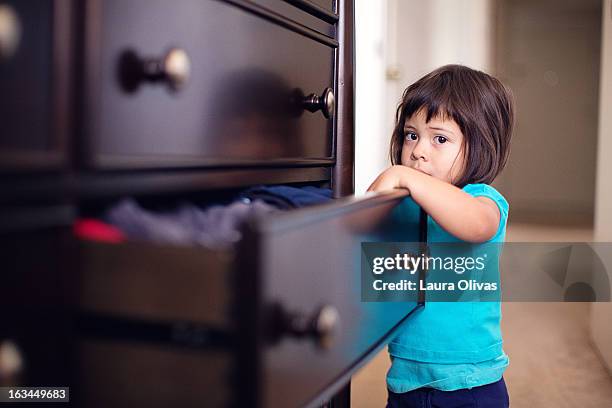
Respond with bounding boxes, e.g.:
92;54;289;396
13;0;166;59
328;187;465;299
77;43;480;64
367;176;382;192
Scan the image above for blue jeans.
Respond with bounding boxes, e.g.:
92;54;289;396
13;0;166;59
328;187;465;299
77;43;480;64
386;377;509;408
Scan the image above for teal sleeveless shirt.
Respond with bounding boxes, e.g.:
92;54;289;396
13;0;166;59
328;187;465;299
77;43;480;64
386;183;510;392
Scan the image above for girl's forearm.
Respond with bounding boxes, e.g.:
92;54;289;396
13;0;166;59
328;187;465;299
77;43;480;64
396;167;499;243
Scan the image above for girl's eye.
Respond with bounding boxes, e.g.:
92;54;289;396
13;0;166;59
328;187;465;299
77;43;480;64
405;131;418;141
434;135;447;144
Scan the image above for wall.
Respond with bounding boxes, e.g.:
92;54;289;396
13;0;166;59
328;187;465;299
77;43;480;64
495;0;602;224
386;0;495;120
354;0;388;194
591;0;612;374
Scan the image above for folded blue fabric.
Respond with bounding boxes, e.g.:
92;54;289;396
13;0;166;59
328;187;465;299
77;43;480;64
239;185;333;209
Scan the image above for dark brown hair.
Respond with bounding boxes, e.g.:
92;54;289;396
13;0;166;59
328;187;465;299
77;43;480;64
390;64;514;187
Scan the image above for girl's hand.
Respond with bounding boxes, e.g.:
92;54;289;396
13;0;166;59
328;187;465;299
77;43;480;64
367;165;412;193
367;165;501;242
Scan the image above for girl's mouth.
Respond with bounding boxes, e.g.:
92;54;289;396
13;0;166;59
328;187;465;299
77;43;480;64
413;167;430;176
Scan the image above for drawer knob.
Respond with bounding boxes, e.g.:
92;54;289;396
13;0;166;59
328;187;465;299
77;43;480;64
303;87;335;119
269;303;340;349
0;4;21;60
118;47;191;92
0;339;24;383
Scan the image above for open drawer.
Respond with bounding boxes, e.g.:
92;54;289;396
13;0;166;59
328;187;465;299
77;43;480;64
74;191;425;408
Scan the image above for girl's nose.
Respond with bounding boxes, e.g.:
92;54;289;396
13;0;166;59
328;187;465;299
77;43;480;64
410;142;428;162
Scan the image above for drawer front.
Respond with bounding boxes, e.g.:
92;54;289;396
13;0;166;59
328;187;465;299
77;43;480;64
75;339;231;408
299;0;336;14
0;0;69;171
243;191;423;408
77;241;232;327
254;0;335;37
85;0;336;169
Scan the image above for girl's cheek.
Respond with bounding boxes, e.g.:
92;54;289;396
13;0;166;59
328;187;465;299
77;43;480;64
448;162;465;184
400;147;411;165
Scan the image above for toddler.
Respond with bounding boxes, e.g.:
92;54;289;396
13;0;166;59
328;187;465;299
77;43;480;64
368;64;514;408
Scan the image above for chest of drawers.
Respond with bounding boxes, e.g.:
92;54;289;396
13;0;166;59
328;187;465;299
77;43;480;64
0;1;426;406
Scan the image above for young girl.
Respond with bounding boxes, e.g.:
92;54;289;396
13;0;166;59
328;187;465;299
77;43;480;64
367;64;514;408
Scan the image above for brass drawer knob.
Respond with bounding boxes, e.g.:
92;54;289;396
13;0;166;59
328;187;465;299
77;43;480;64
302;87;335;119
0;339;24;382
0;4;21;60
118;47;191;93
311;304;340;349
268;303;340;350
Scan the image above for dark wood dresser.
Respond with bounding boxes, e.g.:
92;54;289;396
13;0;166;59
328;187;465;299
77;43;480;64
0;1;424;406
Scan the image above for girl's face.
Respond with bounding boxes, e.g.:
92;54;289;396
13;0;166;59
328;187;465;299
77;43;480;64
400;108;466;184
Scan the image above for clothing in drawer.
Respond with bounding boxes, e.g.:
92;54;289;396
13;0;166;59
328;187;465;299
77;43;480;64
83;0;337;169
72;190;424;408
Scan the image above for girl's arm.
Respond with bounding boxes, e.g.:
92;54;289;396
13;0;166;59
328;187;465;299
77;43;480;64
367;165;501;243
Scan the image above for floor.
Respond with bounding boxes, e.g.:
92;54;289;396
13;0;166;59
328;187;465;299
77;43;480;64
351;222;612;407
